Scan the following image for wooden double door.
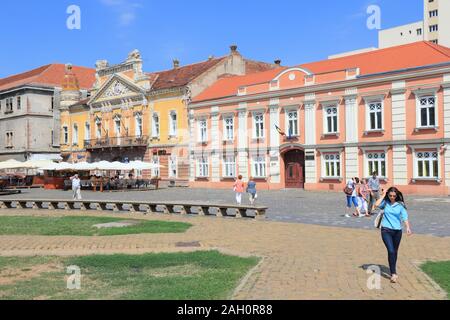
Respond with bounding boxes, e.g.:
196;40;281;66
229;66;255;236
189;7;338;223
284;150;305;189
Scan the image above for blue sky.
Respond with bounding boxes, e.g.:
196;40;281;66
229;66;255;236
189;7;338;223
0;0;423;78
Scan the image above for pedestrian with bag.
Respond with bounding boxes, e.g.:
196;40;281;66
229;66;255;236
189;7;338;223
374;187;412;283
344;178;359;218
233;175;245;205
246;177;257;205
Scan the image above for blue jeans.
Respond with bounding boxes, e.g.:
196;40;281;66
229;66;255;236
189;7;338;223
346;195;358;208
381;227;403;275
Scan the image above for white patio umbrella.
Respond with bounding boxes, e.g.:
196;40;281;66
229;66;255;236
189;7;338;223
21;160;55;169
129;161;160;170
40;162;75;171
0;159;25;170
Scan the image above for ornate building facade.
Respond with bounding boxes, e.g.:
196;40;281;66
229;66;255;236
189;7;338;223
62;47;277;185
189;42;450;195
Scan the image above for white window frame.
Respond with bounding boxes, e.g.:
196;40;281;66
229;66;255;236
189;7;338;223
364;98;384;131
62;126;69;145
285;109;299;137
72;124;78;146
323;104;339;134
366;152;387;179
197;118;208;143
415;94;438;129
322;153;341;178
222;155;236;178
223;116;234;141
17;96;21;110
114;116;122;137
5;131;14;148
85;122;90;141
135;114;143;137
197;156;209;178
152;113;160;138
410;145;441;181
251;155;267;178
169;155;178;178
253;112;265;139
169;111;177;137
318;149;343;180
151;156;160;178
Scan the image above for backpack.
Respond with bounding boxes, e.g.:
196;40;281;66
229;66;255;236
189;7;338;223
343;185;353;195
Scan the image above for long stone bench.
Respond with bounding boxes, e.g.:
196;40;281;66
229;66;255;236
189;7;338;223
0;199;267;220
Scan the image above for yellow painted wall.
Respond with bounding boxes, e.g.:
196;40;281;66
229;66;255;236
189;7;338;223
151;96;187;145
61;109;90;150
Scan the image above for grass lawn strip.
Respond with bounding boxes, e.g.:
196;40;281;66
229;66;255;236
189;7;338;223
0;251;259;300
0;216;191;236
421;261;450;300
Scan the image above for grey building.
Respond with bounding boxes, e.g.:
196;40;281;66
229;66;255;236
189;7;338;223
0;64;95;161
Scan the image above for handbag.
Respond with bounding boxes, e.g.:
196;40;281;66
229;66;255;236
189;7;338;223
374;211;384;229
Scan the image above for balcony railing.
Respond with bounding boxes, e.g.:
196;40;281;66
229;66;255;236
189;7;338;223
84;136;149;149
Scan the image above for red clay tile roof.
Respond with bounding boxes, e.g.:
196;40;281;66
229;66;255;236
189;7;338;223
300;41;450;75
245;59;279;74
193;67;286;102
0;64;95;92
149;57;227;91
193;41;450;102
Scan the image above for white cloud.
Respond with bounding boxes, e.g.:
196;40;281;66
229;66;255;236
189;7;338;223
99;0;142;26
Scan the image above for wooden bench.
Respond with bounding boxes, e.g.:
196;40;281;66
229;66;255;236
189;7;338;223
0;199;268;220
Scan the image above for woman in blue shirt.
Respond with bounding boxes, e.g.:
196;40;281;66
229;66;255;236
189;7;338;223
246;177;257;205
375;187;412;283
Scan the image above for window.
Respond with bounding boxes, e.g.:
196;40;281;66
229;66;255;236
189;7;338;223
135;115;143;137
252;156;266;178
324;106;338;134
62;126;69;144
169;111;177;136
253;113;264;138
5;132;14;148
429;25;438;32
419;96;436;127
429;10;438;17
367;152;386;178
51;129;54;146
85;123;90;141
152;113;160;138
151;156;160;178
416;151;438;178
5;98;13;113
72;124;79;145
224;117;234;141
367;102;383;130
96;120;102;138
417;28;422;36
431;39;438;44
51;97;54;110
197;157;209;177
223;156;236;178
169;156;177;178
198;119;208;143
323;153;341;178
17;96;21;110
114;117;121;136
286;110;299;137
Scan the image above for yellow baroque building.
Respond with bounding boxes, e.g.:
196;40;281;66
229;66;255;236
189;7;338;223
61;47;277;185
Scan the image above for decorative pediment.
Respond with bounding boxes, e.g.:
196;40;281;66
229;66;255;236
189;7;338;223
89;74;146;105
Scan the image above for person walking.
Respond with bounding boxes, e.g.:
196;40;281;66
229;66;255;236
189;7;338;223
368;171;381;215
375;187;412;283
246;177;257;205
358;178;371;217
233;175;245;205
70;174;82;200
344;178;360;218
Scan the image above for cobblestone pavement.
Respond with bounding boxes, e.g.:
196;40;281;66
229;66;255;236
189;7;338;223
4;188;450;236
0;210;449;300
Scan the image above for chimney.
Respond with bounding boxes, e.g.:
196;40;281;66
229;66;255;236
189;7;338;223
208;55;214;61
173;59;180;69
230;44;238;54
274;59;281;66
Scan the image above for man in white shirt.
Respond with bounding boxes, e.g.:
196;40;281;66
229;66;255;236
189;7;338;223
70;174;82;200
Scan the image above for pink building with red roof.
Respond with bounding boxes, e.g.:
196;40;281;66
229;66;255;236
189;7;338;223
189;42;450;195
